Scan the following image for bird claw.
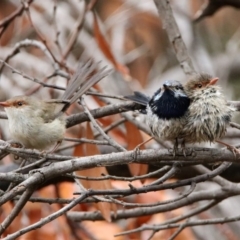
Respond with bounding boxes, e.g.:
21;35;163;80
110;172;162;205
9;142;24;160
40;150;47;156
227;146;240;158
172;148;176;158
132;143;143;160
172;138;178;157
133;146;141;159
180;139;186;157
172;147;177;157
216;140;240;159
171;147;188;157
10;142;24;149
172;139;188;157
47;140;62;154
133;137;153;159
182;148;187;157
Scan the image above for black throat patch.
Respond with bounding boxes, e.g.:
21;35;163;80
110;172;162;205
149;89;190;119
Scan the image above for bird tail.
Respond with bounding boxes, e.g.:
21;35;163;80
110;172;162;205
124;92;149;114
53;60;111;117
125;92;149;106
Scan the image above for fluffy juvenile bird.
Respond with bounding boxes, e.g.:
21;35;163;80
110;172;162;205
127;74;235;155
0;61;110;150
125;80;190;152
183;73;234;145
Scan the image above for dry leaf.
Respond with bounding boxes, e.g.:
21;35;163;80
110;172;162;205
93;11;130;79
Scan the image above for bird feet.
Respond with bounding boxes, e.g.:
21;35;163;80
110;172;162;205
227;146;240;158
10;141;24;149
47;140;62;154
216;140;240;158
133;137;153;158
172;148;187;157
9;141;24;160
173;139;187;157
173;138;178;157
181;140;187;157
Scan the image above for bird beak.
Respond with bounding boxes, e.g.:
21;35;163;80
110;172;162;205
0;102;10;107
163;82;171;90
209;77;219;86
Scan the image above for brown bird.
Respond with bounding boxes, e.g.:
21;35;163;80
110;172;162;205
183;73;235;151
0;61;110;150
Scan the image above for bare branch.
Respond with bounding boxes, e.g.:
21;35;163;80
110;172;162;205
153;0;196;76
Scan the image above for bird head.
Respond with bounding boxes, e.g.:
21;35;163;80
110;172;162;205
0;96;63;123
185;74;219;97
0;96;41;120
149;80;190;119
0;96;28;108
163;80;190;98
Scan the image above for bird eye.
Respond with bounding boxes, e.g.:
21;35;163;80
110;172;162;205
17;101;23;106
198;84;202;88
175;86;179;90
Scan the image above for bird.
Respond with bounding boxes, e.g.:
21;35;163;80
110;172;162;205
0;61;110;151
182;73;235;149
126;74;236;156
125;80;191;154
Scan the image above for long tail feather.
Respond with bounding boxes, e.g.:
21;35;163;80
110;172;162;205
56;60;111;117
124;91;149;106
124;92;149;114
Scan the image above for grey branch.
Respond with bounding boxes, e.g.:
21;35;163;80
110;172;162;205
153;0;196;76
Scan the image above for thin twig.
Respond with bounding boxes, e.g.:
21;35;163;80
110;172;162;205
64;137;109;145
0;186;35;235
2;194;89;240
67;165;171;181
81;96;126;152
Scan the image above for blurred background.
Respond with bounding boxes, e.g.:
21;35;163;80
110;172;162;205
1;0;240;239
1;0;240;96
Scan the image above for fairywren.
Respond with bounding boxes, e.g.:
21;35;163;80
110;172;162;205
126;75;235;155
0;61;110;150
183;73;234;144
125;81;190;151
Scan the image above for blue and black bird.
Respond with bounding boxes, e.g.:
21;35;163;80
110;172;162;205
125;80;190;152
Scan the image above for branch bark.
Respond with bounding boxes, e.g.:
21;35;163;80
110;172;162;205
153;0;196;76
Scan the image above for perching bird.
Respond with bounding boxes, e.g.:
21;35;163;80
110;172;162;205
0;61;110;150
183;73;234;146
126;74;236;156
125;80;190;152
